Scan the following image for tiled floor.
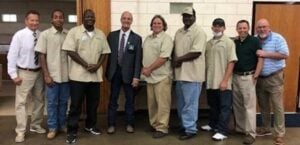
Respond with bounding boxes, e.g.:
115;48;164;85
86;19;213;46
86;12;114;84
0;80;300;145
0;80;15;116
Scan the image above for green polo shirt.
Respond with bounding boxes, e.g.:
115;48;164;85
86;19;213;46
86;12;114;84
234;35;261;72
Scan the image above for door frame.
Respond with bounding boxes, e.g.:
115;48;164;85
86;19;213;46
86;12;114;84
252;1;300;112
76;0;111;113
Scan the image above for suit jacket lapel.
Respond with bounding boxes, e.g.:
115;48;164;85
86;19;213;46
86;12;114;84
115;30;121;52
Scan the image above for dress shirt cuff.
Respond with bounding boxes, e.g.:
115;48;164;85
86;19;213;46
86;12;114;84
133;78;140;81
9;73;18;80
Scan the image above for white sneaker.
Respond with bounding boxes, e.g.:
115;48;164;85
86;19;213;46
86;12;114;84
30;126;46;134
212;133;228;141
201;125;212;131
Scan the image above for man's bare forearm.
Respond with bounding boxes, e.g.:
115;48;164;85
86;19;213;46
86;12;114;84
67;51;88;68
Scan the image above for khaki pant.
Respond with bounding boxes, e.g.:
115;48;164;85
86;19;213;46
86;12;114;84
256;71;285;137
232;74;256;138
15;69;44;134
147;77;172;133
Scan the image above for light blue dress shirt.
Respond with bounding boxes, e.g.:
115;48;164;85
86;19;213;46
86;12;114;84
260;32;289;76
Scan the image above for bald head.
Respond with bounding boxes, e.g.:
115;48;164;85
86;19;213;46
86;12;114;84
256;18;271;39
121;11;132;19
120;11;133;32
257;18;270;28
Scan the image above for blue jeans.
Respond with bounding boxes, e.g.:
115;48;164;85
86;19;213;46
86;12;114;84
47;82;70;130
207;89;232;135
176;81;202;134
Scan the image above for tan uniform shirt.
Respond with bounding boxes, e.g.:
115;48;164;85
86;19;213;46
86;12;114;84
35;26;69;83
142;31;173;84
62;25;110;82
205;35;237;90
174;23;207;82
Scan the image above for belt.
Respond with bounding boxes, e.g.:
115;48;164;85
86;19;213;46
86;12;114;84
259;69;283;78
17;66;41;72
234;70;255;76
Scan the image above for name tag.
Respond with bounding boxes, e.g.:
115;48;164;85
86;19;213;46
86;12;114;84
81;35;88;41
128;44;134;51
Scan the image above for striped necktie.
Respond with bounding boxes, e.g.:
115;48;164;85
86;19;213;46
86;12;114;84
33;32;38;65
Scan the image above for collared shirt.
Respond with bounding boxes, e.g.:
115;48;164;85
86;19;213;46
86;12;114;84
259;32;289;76
234;35;261;72
119;30;131;52
62;25;111;82
205;35;237;90
35;26;69;83
7;27;40;79
142;31;173;84
174;23;207;82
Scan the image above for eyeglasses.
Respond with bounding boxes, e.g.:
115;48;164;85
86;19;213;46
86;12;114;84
257;25;268;29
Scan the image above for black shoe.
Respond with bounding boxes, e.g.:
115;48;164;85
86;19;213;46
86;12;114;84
84;127;101;135
66;134;76;144
152;131;168;138
243;134;255;144
179;132;197;140
178;128;185;135
149;127;156;132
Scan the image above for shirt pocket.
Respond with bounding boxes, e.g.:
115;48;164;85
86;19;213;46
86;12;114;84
93;37;105;54
183;34;193;49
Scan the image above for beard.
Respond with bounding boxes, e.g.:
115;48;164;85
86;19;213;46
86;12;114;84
258;33;268;39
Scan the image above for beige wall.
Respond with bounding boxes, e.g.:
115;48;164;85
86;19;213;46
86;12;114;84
110;0;299;39
1;0;296;43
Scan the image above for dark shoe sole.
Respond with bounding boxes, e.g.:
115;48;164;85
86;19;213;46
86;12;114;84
107;131;115;134
179;133;196;140
152;131;168;138
212;138;227;141
243;140;255;144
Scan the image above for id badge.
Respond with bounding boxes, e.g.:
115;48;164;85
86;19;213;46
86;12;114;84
128;44;134;51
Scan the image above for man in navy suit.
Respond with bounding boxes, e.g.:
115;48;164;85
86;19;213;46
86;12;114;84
106;11;142;134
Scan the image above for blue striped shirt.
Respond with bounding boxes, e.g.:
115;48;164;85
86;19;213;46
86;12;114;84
259;32;289;76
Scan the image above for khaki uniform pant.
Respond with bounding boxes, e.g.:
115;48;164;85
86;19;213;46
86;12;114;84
15;69;44;134
232;74;256;138
147;77;172;133
256;71;285;137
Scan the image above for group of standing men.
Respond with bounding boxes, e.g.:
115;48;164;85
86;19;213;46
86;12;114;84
7;9;110;143
7;6;288;145
201;16;288;145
